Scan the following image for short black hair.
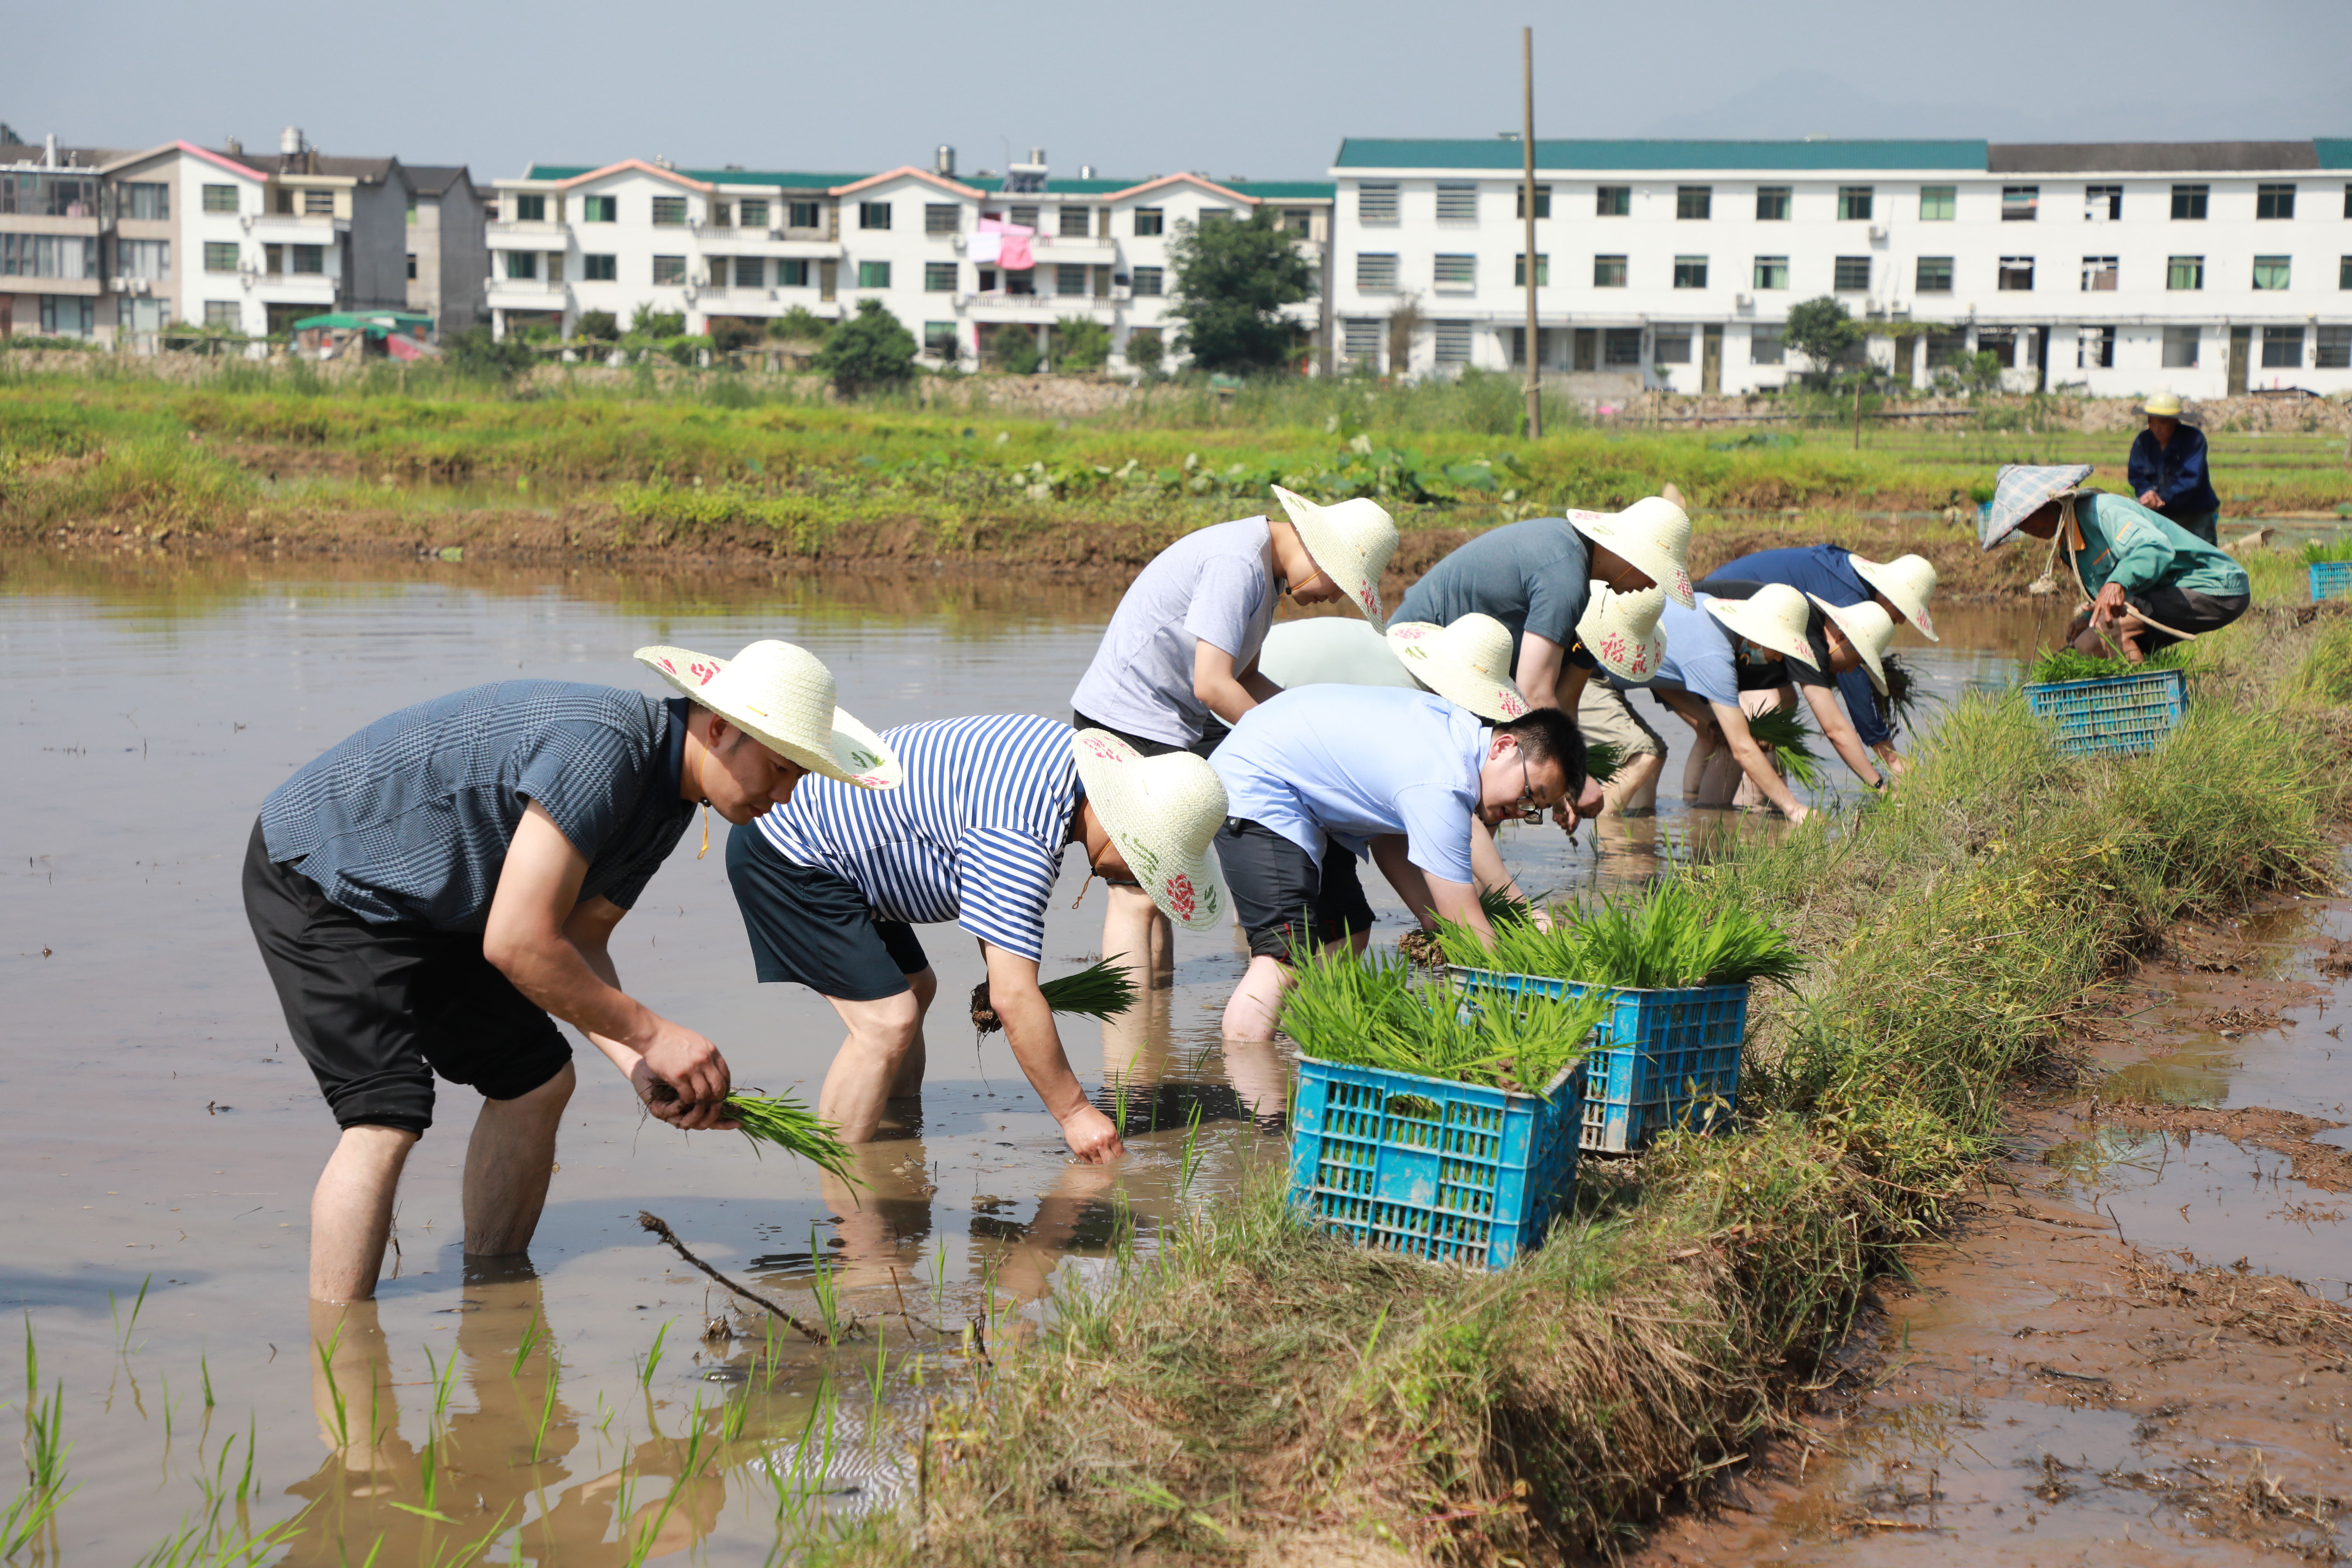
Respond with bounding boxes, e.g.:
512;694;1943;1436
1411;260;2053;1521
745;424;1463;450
1496;707;1588;790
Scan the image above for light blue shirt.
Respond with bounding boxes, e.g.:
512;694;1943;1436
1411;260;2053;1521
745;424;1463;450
1070;516;1276;747
1212;686;1486;884
1605;595;1738;708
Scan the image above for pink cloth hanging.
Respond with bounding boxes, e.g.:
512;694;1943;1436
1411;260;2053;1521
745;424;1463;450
997;227;1035;271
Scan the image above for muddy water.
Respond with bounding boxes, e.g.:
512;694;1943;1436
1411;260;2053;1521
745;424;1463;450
0;547;2052;1563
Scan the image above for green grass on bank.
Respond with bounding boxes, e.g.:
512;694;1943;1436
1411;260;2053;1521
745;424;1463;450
828;604;2349;1566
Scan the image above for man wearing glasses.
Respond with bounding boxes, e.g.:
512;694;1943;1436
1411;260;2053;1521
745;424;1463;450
1207;685;1597;1041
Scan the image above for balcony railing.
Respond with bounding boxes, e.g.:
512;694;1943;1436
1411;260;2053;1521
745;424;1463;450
960;290;1114;312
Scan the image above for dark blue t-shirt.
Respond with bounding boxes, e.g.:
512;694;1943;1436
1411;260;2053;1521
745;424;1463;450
1696;544;1892;747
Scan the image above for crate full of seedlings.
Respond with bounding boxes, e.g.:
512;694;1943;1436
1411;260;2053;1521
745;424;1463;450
2020;648;2187;758
1442;880;1803;1154
1283;949;1610;1270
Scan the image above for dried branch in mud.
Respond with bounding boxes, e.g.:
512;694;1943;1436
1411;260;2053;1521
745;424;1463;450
636;1211;828;1344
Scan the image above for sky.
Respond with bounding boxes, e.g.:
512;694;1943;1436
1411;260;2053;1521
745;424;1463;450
10;0;2351;182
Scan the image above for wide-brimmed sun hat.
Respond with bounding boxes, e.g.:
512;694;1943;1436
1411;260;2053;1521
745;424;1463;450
1847;551;1940;642
1568;496;1696;608
1384;613;1532;720
1982;463;2093;551
2142;388;2183;417
1070;730;1229;932
635;640;900;789
1574;581;1668;682
1704;584;1819;670
1809;594;1895;696
1271;487;1400;631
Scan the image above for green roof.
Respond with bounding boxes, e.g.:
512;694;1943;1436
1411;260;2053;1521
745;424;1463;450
968;177;1136;195
1333;138;1989;172
1227;180;1336;200
2318;139;2352;168
521;163;867;188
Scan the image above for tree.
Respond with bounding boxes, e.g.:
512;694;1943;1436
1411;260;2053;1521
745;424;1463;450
812;300;917;393
574;310;618;343
443;326;534;380
707;318;761;356
629;303;685;338
1167;208;1315;373
1784;296;1859;378
1052;315;1111;372
1123;328;1165;382
767;306;830;343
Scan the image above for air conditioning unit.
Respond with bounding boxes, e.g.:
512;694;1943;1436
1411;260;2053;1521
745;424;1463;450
768;229;784;241
688;217;704;232
1868;224;1888;241
1734;291;1754;308
1111;285;1132;302
239;213;255;231
951;234;967;252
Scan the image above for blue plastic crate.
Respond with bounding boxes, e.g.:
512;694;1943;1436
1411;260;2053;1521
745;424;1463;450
2022;667;2186;757
1448;968;1748;1153
1289;1055;1585;1270
2312;561;2352;602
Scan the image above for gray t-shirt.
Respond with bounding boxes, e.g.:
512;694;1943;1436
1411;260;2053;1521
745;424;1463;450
1070;516;1276;748
1393;517;1592;665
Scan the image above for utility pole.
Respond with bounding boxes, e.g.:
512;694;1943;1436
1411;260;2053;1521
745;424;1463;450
1521;26;1541;440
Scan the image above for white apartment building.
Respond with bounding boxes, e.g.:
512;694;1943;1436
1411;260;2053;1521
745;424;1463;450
1329;137;2352;398
487;151;1333;370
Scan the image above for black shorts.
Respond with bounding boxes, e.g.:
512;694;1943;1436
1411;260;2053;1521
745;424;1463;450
726;824;930;1001
1070;708;1219;761
2126;583;2249;652
241;819;573;1135
1213;817;1376;962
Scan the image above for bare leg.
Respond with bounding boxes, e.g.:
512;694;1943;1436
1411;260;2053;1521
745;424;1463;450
1101;882;1173;992
309;1124;420;1302
463;1061;575;1259
890;966;935;1096
308;1299;406;1489
1222;955;1293;1043
818;978;929;1142
1600;750;1664;816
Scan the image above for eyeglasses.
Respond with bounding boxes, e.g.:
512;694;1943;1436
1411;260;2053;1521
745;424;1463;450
1514;754;1545;826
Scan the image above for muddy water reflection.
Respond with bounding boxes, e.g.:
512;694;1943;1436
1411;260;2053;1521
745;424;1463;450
0;548;2048;1562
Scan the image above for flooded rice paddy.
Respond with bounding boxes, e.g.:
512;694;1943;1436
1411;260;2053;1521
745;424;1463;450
5;546;2334;1564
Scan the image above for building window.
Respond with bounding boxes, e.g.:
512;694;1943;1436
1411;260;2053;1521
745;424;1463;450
1673;255;1708;289
1602;327;1643;366
1432;320;1472;363
1354;253;1398;292
1512;253;1548;286
2084;184;2123;221
1515;183;1551;219
733;256;763;288
1924;330;1968;369
2317;325;2351;369
1055;262;1087;294
1754;255;1789;290
2081;255;2118;291
545;254;565;285
924;260;957;292
1432;253;1475;289
2343;255;2352;289
2252;255;2290;290
2168;255;2205;290
1131;266;1164;296
1834;255;1870;292
2;173;100;217
406;195;418;226
120;182;169;220
1651;324;1691;364
2001;186;2038;221
1755;185;1790;221
1278;206;1315;236
505;250;537;280
1837;186;1874;221
203;300;241;328
1507;327;1554;368
582;253;617;281
857;260;891;288
202;241;239;273
857;201;891;231
918;203;958;236
924;321;957;359
779;259;810;287
263;244;282;275
2077;325;2116;369
1997;256;2034;291
1196;206;1233;228
1342;318;1382;361
2170;183;2208;220
404;252;416;280
1914;256;1953;293
2162;326;2200;368
1133;206;1165;236
581;195;617;223
738;200;769;228
651;196;687;226
1676;185;1712;220
2260;324;2304;368
290;245;324;274
1919;184;1956;221
1596;184;1630;217
1058;206;1091;237
202;184;239;214
1357;183;1398;224
706;202;734;229
1434;183;1478;223
2256;183;2296;220
514;193;546;222
303;190;335;216
1749;324;1785;365
1593;254;1628;288
787;201;821;229
117;238;170;279
652;254;686;285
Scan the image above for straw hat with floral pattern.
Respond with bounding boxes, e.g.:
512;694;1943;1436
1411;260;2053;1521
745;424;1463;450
636;640;900;788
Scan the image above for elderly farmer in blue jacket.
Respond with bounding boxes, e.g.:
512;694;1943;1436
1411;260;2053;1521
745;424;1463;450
2126;391;2221;546
1982;464;2249;661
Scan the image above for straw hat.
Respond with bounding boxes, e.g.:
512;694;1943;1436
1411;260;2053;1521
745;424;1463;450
1574;581;1668;682
1271;487;1400;631
1809;594;1894;695
1703;584;1819;669
1070;730;1230;932
635;640;901;789
2142;388;2183;417
1384;613;1532;720
1847;551;1940;642
1568;496;1696;608
1981;463;2093;551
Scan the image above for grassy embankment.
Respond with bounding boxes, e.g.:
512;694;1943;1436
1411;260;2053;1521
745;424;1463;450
819;602;2351;1566
3;364;2345;579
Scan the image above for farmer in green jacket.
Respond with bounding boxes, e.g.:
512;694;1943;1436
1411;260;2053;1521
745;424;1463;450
1980;464;2249;662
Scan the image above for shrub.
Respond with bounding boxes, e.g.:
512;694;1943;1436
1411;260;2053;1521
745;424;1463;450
812;301;917;393
768;306;831;343
708;318;762;356
628;304;686;338
1052;315;1111;372
574;310;618;343
442;327;534;380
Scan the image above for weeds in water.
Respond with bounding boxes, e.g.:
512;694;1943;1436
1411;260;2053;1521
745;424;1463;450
1281;945;1611;1093
1446;875;1808;992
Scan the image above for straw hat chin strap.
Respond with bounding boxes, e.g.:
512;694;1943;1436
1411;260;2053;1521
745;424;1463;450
2052;493;2198;650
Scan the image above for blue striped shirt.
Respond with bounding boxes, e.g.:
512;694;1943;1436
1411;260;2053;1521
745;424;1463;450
753;714;1080;961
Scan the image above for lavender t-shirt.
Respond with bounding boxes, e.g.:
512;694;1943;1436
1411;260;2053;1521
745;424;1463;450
1070;517;1276;748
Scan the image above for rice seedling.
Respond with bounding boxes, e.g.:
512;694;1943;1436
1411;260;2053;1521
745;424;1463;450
646;1082;855;1178
720;1386;751;1444
2024;643;2189;685
1877;651;1938;736
23;1376;69;1496
2296;536;2352;566
808;1225;847;1342
111;1275;151;1354
198;1353;213;1409
1280;945;1612;1095
1;1482;68;1560
128;1512;299;1568
929;1240;950;1320
1177;1102;1207;1199
313;1326;349;1450
1740;705;1827;790
426;1342;461;1432
1445;875;1807;992
865;1325;890;1451
509;1310;543;1379
637;1321;672;1391
969;957;1139;1035
1582;738;1625;785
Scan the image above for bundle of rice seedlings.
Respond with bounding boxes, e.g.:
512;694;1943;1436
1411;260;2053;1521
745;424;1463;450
1741;705;1826;790
2297;536;2352;567
1583;738;1626;785
2024;643;2188;685
645;1081;854;1178
969;957;1139;1035
1281;945;1611;1096
1439;875;1806;993
1876;652;1937;737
